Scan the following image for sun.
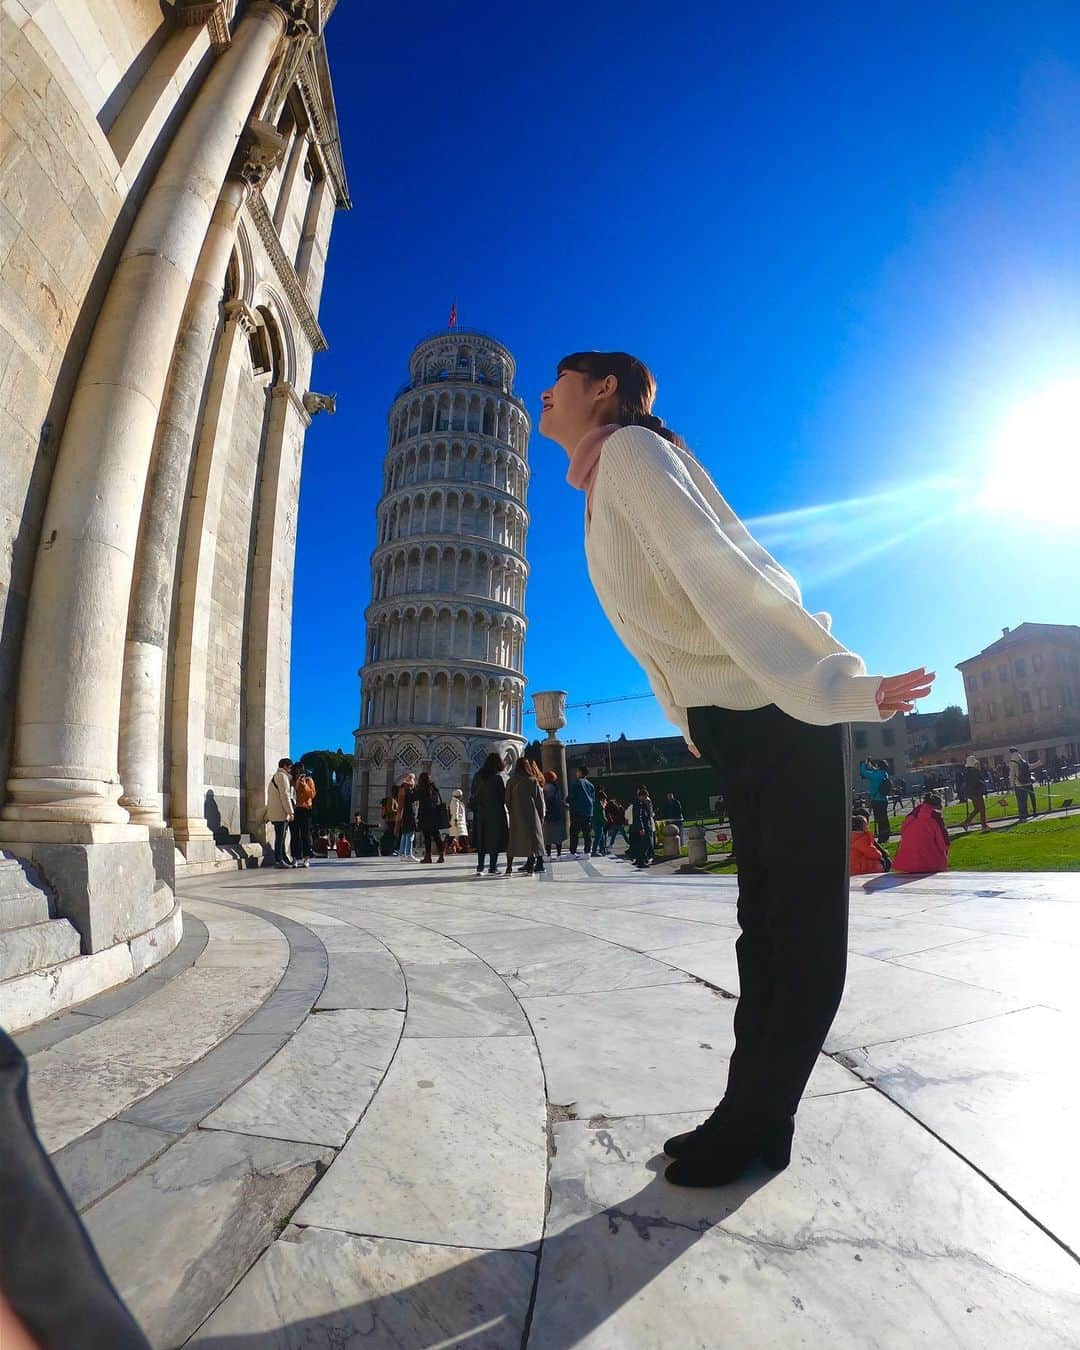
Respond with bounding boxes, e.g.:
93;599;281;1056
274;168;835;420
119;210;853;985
977;379;1080;524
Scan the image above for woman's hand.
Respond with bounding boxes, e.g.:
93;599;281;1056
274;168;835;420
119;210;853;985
687;742;701;758
876;667;935;716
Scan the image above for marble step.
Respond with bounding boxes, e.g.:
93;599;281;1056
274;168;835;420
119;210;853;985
0;855;54;930
0;917;81;980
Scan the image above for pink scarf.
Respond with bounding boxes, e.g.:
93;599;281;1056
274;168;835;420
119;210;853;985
566;423;620;526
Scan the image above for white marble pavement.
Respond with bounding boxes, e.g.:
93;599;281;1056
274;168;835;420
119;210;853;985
13;854;1080;1347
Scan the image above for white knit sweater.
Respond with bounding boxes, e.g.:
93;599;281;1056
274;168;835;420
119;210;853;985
584;425;886;741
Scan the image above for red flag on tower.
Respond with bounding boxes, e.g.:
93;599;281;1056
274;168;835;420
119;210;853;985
448;302;457;329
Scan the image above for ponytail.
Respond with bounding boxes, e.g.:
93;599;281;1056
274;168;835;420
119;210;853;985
625;409;684;448
556;351;685;448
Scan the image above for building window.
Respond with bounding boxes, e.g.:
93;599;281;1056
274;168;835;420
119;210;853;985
1039;689;1051;710
853;730;867;750
882;729;895;746
998;664;1009;683
982;670;991;687
971;709;980;724
1033;653;1043;672
965;674;977;692
1005;699;1016;716
986;702;995;719
1014;658;1026;677
1021;692;1032;712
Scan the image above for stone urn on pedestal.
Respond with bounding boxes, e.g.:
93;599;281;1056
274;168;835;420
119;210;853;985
532;691;569;830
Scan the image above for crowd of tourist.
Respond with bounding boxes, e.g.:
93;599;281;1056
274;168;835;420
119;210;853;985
354;760;690;877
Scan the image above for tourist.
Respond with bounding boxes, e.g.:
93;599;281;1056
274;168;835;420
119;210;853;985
446;788;468;853
628;785;655;868
590;784;609;855
661;791;685;840
395;772;418;859
541;348;933;1188
506;757;546;874
335;831;352;859
266;757;295;868
415;771;446;864
850;812;890;875
290;762;316;868
858;757;892;844
470;752;508;876
378;796;398;855
605;795;630;854
542;770;566;857
1008;748;1037;822
351;812;377;857
568;765;594;856
894;793;950;873
961;755;991;832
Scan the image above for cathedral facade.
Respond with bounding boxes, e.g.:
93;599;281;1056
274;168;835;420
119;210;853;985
351;331;530;820
0;0;347;1027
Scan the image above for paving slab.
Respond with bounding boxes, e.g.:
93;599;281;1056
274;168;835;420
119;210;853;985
119;1031;289;1134
295;1035;547;1249
523;981;854;1117
824;957;1030;1052
82;1129;333;1350
455;924;693;997
202;1009;402;1147
189;1225;537;1347
530;1091;1080;1349
839;1004;1080;1253
316;950;406;1010
51;1118;176;1212
893;930;1080;1011
400;957;530;1037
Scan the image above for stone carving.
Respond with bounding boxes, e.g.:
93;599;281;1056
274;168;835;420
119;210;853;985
247;191;328;352
302;391;336;416
173;0;235;51
232;120;288;191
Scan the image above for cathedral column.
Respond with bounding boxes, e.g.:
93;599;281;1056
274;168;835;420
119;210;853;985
1;1;289;834
245;384;320;835
169;298;260;858
118;173;254;829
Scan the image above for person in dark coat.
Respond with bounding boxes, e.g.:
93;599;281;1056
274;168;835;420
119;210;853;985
568;765;595;855
961;755;990;832
469;752;508;876
629;786;656;869
542;770;566;857
507;758;546;874
415;771;446;863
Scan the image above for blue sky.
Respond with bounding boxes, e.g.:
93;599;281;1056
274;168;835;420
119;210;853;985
291;2;1080;755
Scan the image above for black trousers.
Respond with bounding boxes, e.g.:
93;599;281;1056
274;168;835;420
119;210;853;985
569;816;592;853
870;798;891;843
292;807;313;859
688;703;851;1123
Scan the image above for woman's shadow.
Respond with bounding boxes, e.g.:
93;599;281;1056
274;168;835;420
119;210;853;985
191;1156;776;1348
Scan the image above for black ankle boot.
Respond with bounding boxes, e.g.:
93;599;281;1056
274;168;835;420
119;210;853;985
664;1115;794;1188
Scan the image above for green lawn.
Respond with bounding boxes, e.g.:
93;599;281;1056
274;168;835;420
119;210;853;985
885;777;1079;831
687;813;1079;874
884;815;1080;872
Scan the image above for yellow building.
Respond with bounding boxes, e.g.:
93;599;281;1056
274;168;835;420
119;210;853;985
958;623;1080;769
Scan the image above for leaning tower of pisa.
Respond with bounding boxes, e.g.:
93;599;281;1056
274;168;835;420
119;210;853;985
351;330;531;820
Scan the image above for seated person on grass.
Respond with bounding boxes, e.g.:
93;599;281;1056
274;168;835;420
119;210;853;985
850;812;891;875
894;793;950;874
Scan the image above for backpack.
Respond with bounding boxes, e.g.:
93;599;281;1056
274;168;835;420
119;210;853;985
1016;756;1032;785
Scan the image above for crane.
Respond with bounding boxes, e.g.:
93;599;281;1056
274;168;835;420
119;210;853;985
523;692;654;719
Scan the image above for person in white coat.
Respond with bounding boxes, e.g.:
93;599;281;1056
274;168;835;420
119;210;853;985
446;787;468;853
540;350;934;1188
266;757;295;868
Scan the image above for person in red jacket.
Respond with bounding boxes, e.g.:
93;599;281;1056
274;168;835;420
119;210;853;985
850;813;890;875
894;793;951;873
